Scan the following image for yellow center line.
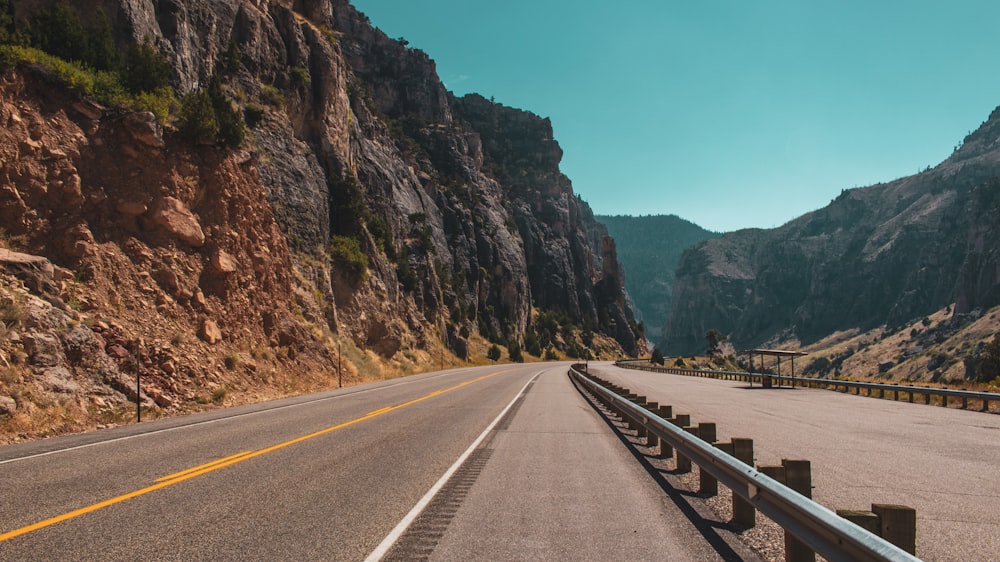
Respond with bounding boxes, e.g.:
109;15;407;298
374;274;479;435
154;451;254;484
0;369;510;543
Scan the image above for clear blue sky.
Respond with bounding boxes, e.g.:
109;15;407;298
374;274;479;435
350;0;1000;232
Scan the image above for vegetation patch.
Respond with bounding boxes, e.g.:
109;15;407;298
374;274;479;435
329;235;369;284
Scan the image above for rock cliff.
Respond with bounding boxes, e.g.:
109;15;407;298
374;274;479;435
665;107;1000;356
0;0;638;439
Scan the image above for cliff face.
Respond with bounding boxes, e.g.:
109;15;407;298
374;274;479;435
665;108;1000;356
0;0;637;439
450;94;637;349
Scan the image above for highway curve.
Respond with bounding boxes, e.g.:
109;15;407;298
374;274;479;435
0;363;758;561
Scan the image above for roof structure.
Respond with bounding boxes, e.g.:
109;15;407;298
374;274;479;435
740;348;808;387
739;349;807;357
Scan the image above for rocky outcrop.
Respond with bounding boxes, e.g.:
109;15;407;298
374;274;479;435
665;108;1000;356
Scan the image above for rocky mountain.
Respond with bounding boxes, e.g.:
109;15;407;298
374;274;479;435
665;107;1000;357
0;0;638;441
596;214;719;350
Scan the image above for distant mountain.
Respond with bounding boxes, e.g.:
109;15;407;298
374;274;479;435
596;215;719;349
665;107;1000;356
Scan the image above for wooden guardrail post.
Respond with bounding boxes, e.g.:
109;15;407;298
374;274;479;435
657;406;673;458
782;459;816;562
872;504;916;555
838;504;916;555
678;426;696;472
731;438;756;526
645;402;659;449
634;396;648;440
671;414;692;472
837;510;880;534
697;423;718;496
758;464;785;484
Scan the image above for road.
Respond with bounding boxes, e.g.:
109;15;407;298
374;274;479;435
594;362;1000;562
0;363;757;561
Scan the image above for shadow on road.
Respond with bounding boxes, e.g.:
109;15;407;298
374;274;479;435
570;375;762;562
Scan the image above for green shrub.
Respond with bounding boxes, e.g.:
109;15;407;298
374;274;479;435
244;105;265;129
524;332;542;357
134;86;179;125
178;78;245;147
487;344;501;362
179;90;218;143
25;0;88;66
0;45;178;125
260;84;285;107
651;347;664;365
396;253;418;292
976;335;1000;383
507;341;523;363
290;66;310;87
211;386;227;403
122;40;173;94
329;235;368;284
221;39;240;76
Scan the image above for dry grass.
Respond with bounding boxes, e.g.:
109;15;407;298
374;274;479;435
786;303;1000;390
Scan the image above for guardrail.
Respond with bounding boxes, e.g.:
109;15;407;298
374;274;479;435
615;361;998;413
569;365;920;561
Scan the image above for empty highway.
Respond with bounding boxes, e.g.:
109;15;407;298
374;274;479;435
0;363;757;561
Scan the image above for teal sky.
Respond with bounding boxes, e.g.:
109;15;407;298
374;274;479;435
350;1;1000;232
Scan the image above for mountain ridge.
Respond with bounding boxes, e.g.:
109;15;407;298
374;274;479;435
665;105;1000;358
596;214;719;350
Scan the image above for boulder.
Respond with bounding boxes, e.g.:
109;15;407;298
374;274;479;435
150;197;205;247
199;318;222;344
0;395;16;415
122;111;164;148
210;250;238;274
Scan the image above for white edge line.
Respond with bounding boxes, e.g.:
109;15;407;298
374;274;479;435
363;369;544;562
0;367;480;466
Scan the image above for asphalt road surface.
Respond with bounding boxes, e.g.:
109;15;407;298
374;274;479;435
594;362;1000;562
0;363;758;561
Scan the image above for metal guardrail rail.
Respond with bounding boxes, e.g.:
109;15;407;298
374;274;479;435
569;366;921;562
615;361;999;412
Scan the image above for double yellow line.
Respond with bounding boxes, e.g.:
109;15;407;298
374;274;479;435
0;371;505;543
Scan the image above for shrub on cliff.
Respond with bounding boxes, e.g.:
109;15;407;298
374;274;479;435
976;335;1000;383
329;235;369;285
179;90;219;144
0;2;178;125
507;341;523;363
178;77;246;147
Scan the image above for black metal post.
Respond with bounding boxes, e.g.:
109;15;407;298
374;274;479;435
135;340;140;423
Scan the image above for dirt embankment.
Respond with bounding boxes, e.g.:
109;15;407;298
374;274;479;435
0;70;356;443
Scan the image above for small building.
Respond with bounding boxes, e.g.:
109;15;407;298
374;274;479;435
741;348;808;387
